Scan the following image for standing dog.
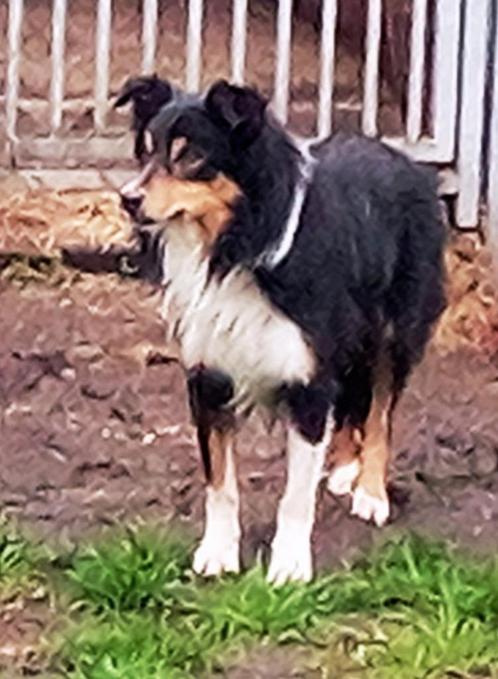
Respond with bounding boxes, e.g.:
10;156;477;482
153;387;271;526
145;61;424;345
115;77;446;584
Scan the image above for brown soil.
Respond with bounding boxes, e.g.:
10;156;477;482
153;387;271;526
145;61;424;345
1;182;498;676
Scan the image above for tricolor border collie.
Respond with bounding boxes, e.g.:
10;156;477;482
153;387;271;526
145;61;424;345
115;76;446;584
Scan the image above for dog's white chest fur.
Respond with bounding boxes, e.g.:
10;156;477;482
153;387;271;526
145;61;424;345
161;223;314;408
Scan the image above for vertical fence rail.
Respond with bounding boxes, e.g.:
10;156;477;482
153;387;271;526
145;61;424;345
94;0;112;133
431;0;462;160
231;0;248;83
142;0;158;74
317;0;338;139
50;0;67;134
186;0;203;91
362;0;382;137
489;11;498;257
274;0;293;124
457;0;491;228
6;0;24;142
406;0;427;143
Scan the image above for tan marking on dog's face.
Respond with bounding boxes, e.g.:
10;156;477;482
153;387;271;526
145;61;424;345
141;168;241;244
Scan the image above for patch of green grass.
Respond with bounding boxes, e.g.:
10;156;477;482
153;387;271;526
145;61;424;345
309;536;498;677
2;519;498;678
64;526;191;612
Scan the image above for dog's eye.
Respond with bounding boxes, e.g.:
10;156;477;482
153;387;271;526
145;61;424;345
143;130;154;155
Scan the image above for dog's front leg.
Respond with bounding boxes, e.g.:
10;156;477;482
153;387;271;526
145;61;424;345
187;367;240;577
268;384;333;585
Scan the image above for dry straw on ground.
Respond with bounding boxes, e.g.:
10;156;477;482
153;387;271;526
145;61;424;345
0;181;131;258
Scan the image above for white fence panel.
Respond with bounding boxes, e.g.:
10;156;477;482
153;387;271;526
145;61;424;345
317;0;338;139
457;0;492;228
2;0;498;235
362;0;382;138
487;7;498;257
94;0;112;132
406;0;428;143
186;0;203;91
6;0;24;143
273;0;293;124
50;0;67;133
142;0;158;74
231;0;248;83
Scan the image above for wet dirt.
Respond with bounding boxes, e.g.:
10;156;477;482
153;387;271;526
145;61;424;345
1;271;498;565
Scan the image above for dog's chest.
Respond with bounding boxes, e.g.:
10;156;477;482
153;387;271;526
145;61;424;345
160;226;314;407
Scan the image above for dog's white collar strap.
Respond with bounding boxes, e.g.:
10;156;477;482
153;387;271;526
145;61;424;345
261;142;316;269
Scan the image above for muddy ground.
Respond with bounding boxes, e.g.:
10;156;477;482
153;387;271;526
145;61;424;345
1;182;498;676
2;254;498;564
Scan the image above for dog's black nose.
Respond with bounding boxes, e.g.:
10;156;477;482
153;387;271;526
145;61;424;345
120;192;143;217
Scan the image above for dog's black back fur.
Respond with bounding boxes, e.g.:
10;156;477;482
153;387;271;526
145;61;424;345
253;132;446;426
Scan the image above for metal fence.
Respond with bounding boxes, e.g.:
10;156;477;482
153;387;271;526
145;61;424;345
1;0;498;236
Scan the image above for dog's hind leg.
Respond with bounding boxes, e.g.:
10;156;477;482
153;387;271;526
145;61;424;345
351;351;393;527
326;423;362;496
187;367;240;577
327;362;371;497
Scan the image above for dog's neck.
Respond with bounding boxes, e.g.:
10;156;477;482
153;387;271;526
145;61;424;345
240;126;317;270
260;138;316;268
231;123;304;240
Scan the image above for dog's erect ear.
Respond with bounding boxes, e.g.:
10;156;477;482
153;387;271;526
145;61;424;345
114;74;173;129
205;80;268;149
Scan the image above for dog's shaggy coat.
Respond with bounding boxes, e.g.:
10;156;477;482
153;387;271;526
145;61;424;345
115;76;446;583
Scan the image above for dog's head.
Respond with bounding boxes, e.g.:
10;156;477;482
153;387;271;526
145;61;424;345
119;80;269;245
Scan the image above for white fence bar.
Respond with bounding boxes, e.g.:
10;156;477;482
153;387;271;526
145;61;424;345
142;0;158;74
231;0;248;84
456;0;490;228
50;0;67;133
186;0;203;91
317;0;338;139
431;0;462;161
6;0;24;141
94;0;112;132
406;0;427;143
274;0;293;124
362;0;382;137
488;16;498;259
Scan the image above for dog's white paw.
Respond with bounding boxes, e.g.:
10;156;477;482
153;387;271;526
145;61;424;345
351;485;390;527
267;529;312;586
193;537;240;577
327;458;361;496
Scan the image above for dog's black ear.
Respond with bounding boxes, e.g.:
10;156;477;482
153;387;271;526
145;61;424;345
114;74;173;130
205;80;267;149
